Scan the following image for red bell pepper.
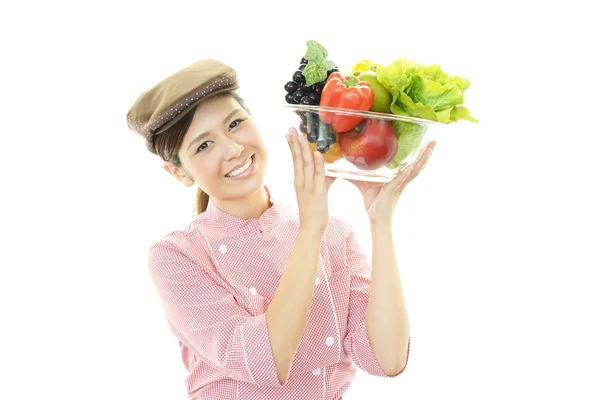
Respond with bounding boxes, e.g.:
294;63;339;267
319;72;374;132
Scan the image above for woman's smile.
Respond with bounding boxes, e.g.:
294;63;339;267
224;154;256;179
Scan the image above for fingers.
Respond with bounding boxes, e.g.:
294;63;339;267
287;128;323;191
385;141;436;195
385;165;414;194
287;127;342;195
286;128;304;184
408;141;435;180
313;150;326;192
299;134;315;186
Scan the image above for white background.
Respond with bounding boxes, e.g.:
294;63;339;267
1;0;599;399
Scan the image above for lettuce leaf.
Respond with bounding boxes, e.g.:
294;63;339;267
385;122;428;169
375;57;478;123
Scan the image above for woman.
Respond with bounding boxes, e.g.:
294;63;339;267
126;59;435;400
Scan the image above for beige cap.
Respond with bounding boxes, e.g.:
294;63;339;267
126;59;239;154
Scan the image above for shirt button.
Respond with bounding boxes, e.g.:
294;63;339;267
326;336;335;346
249;287;257;296
218;244;227;254
315;276;320;286
312;368;321;376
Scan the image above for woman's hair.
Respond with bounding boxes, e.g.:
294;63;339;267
153;91;247;219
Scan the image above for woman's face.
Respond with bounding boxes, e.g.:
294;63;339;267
171;94;268;200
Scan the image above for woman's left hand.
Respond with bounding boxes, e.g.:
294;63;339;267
345;141;437;226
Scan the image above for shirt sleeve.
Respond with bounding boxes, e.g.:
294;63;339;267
341;222;410;378
148;240;283;387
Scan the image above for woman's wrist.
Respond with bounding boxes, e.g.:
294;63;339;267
298;225;326;239
370;223;393;237
370;218;393;233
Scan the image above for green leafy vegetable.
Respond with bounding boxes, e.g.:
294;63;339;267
304;40;328;61
375;57;478;123
385;122;427;169
303;62;327;86
302;40;337;86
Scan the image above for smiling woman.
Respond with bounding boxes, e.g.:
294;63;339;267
125;59;411;400
152;91;259;217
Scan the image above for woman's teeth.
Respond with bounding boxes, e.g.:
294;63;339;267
225;156;253;177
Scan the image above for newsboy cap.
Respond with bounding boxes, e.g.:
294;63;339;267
126;59;239;155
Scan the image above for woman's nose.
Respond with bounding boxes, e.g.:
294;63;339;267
222;137;244;159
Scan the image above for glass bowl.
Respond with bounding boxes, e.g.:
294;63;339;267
285;104;440;182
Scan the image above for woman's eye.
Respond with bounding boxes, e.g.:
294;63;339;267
229;119;244;131
196;141;212;153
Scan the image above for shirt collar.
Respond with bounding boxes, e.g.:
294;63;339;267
199;185;283;235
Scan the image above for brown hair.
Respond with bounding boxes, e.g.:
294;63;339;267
152;92;247;219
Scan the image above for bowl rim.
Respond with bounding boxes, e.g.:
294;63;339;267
284;104;443;126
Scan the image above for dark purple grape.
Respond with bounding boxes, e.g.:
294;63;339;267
299;112;308;123
307;130;317;143
307;92;319;105
300;96;311;105
285;94;297;104
292;90;304;103
299;121;308;134
300;57;309;65
285;81;298;94
298;64;306;71
297;81;310;93
293;70;305;84
315;81;326;92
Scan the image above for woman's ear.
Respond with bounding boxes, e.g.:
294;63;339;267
163;161;195;187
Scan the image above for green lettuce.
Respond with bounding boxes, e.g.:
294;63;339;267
385;122;428;169
375;58;478;123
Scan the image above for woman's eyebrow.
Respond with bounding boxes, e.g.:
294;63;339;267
187;132;210;153
223;108;242;124
186;109;244;153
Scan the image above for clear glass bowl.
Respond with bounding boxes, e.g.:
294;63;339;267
285;104;440;182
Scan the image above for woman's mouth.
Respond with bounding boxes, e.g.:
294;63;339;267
225;154;256;179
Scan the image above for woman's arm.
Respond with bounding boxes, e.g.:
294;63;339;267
344;143;434;375
365;222;410;376
266;227;323;385
266;126;336;385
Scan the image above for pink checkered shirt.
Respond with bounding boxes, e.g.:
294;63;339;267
148;186;409;400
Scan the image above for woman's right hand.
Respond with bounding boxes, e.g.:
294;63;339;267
286;127;336;234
